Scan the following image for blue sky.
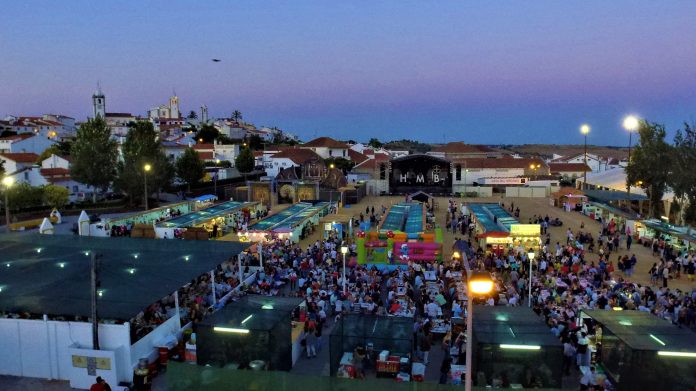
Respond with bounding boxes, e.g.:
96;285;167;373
2;1;696;145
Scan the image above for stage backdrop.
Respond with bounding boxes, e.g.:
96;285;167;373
389;155;452;195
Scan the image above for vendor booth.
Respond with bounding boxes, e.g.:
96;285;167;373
155;201;261;239
330;314;413;380
469;203;541;255
581;310;696;391
472;306;563;389
583;201;643;236
551;188;587;211
637;219;696;252
195;296;306;371
241;201;330;243
87;199;200;237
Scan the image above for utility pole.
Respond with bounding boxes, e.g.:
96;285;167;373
91;252;100;350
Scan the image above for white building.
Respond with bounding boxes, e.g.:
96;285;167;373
450;157;549;193
148;95;180;120
264;148;322;177
0;133;55;154
300;137;349;159
0;152;40;178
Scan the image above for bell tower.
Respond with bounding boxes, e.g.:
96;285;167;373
92;84;106;118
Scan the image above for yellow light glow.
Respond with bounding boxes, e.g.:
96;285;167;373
330;164;335;169
214;326;250;334
613;306;623;311
452;251;461;259
469;280;493;295
580;124;591;135
623;115;639;131
341;246;348;254
658;351;696;358
500;344;541;350
144;164;152;172
2;176;15;187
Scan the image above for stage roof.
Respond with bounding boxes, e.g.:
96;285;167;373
472;306;561;347
0;234;249;320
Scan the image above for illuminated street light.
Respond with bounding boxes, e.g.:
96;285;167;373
2;176;15;233
143;164;152;210
580;124;591;186
465;271;494;391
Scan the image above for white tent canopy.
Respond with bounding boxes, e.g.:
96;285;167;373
577;167;674;201
77;210;90;236
39;218;54;235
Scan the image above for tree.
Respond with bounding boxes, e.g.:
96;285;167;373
246;134;263;150
368;138;383;148
231;110;243;122
195;124;220;143
6;182;44;211
56;140;72;156
187;110;198;119
70;117;118;202
43;184;69;209
670;122;696;224
176;148;206;192
114;121;173;205
37;144;63;163
235;146;255;173
625;120;672;218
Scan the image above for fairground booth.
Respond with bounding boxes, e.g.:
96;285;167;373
85;198;209;238
0;234;248;389
582;201;643;237
330;314;414;380
195;296;306;371
551;187;587;211
472;306;563;389
637;219;696;252
356;202;443;268
469;203;541;255
239;201;331;243
154;200;262;239
581;310;696;391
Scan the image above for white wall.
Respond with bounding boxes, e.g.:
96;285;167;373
505;186;548;198
0;318;131;385
130;313;181;367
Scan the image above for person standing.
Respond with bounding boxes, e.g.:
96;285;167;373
579;366;597;390
439;356;452;384
420;331;432;365
562;339;576;375
305;326;317;358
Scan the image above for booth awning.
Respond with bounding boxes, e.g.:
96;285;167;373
583;189;648;202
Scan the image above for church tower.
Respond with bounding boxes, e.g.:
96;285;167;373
200;105;208;123
169;95;180;119
92;85;106;118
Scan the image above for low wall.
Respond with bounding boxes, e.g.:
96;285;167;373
452;185;493;197
505;186;548;198
0;318;131;385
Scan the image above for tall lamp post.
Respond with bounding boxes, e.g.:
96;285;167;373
580;124;591;188
143;163;152;210
214;159;220;196
623;115;639;200
2;176;15;233
527;251;536;307
465;271;494;391
340;245;348;294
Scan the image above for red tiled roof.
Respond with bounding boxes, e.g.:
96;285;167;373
198;152;214;160
452;157;547;169
302;137;349;149
271;148;321;165
253;151;264;157
40;168;70;176
0;152;40;163
548;163;591;173
193;143;214;150
431;142;494;154
353;154;390;171
0;133;34;141
347;149;369;165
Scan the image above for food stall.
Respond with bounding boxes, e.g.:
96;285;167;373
472;306;563;389
195;296;306;371
154;201;261;239
330;314;413;380
582;201;643;237
469;203;540;255
241;201;330;243
638;219;696;252
581;310;696;391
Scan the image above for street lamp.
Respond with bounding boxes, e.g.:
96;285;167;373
214;159;221;196
340;246;348;294
529;163;541;181
580;124;591;187
2;176;15;233
143;163;152;210
527;251;536;307
623;115;639;200
465;271;494;391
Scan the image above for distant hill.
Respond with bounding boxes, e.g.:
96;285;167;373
499;144;629;160
384;139;431;153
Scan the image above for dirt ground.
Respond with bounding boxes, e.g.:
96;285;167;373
311;194;695;293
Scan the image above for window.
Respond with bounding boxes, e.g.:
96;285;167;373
342;150;346;157
329;150;333;156
456;164;462;181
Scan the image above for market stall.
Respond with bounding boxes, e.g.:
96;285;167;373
154;201;262;239
472;306;563;389
582;201;643;236
637;219;696;252
581;310;696;391
330;314;413;380
195;296;306;371
469;203;541;255
241;201;330;243
551;188;587;211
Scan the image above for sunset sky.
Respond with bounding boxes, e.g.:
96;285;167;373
2;1;696;144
